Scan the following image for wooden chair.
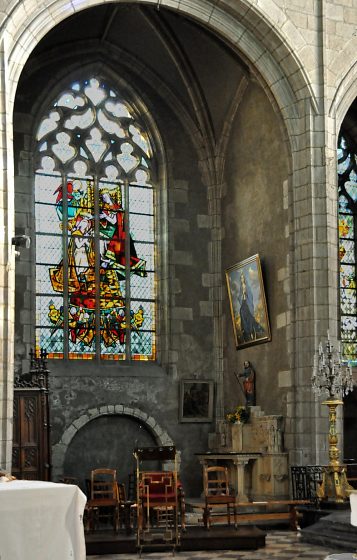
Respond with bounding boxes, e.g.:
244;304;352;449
86;468;120;532
203;465;237;529
138;471;186;532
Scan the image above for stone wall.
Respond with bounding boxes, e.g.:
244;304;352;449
0;0;356;480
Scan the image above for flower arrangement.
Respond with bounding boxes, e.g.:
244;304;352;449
226;405;249;424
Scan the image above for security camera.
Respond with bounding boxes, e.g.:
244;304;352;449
11;235;31;249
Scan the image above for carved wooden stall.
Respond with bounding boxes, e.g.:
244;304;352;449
12;350;51;480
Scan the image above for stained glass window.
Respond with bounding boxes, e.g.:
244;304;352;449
338;135;357;365
35;78;156;361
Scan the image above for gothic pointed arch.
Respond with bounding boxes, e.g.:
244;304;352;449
337;98;357;365
34;75;158;361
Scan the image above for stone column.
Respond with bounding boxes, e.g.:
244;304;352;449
0;38;15;472
231;458;250;501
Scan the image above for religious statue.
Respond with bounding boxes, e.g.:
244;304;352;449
239;360;256;406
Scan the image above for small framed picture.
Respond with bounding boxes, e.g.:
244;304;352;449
179;380;214;423
225;254;271;349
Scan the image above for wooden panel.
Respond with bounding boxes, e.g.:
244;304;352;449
12;389;50;481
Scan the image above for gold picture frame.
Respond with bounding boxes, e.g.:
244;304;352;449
225;254;271;349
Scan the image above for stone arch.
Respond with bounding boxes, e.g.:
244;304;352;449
329;61;357;135
2;0;315;142
52;405;174;481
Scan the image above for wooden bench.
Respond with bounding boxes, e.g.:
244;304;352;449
235;500;311;530
200;499;310;530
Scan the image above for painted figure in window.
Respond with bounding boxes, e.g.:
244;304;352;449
48;180;146;348
99;187;146;279
237;272;264;343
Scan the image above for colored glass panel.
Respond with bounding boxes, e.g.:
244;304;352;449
341;288;357;315
340;264;356;289
338;215;354;238
342;342;357;362
339;238;355;263
35;76;156;361
36;295;63;326
338;134;357;364
341;315;357;340
35;173;61;204
68;306;96;356
36;327;64;358
133;242;155;271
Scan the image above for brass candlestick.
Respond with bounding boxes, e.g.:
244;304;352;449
312;331;354;503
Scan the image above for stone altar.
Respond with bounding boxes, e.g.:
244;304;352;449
207;406;289;500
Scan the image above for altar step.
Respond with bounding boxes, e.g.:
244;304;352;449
85;525;266;556
301;510;356;552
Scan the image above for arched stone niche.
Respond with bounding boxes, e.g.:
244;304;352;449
52;405;175;488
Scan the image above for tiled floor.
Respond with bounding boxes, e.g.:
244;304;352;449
87;530;344;559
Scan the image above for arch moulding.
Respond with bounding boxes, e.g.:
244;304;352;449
51;404;174;480
2;0;313;135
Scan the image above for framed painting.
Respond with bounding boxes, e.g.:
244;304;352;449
225;254;271;349
179;380;214;423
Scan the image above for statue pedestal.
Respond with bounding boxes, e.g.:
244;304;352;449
208;407;289;500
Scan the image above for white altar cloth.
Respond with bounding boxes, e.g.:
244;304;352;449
350;490;357;526
0;480;87;560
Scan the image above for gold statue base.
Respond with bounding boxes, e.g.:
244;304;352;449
317;464;354;503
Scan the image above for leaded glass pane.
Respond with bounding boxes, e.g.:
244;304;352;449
68;305;96;356
36;295;63;327
341;289;357;315
129;185;153;213
64;108;95;130
131;299;155;330
98;110;125;138
345;181;357;203
339;195;352;213
340;264;355;289
36;264;59;294
100;334;126;359
36;327;64;358
36;204;60;235
129;124;151;156
341;315;357;341
105;100;132;119
35;173;61;204
130;272;155;300
37;111;60;141
339;215;354;239
117;143;139;173
342;342;357;362
57;92;85;110
338;153;350;174
134;242;155;271
339;239;355;264
52;132;76;163
36;236;62;265
130;213;154;242
84;78;107;106
85;128;107;162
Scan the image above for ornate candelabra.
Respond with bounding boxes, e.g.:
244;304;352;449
312;331;354;503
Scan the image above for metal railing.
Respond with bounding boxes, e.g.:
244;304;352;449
290;466;325;504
